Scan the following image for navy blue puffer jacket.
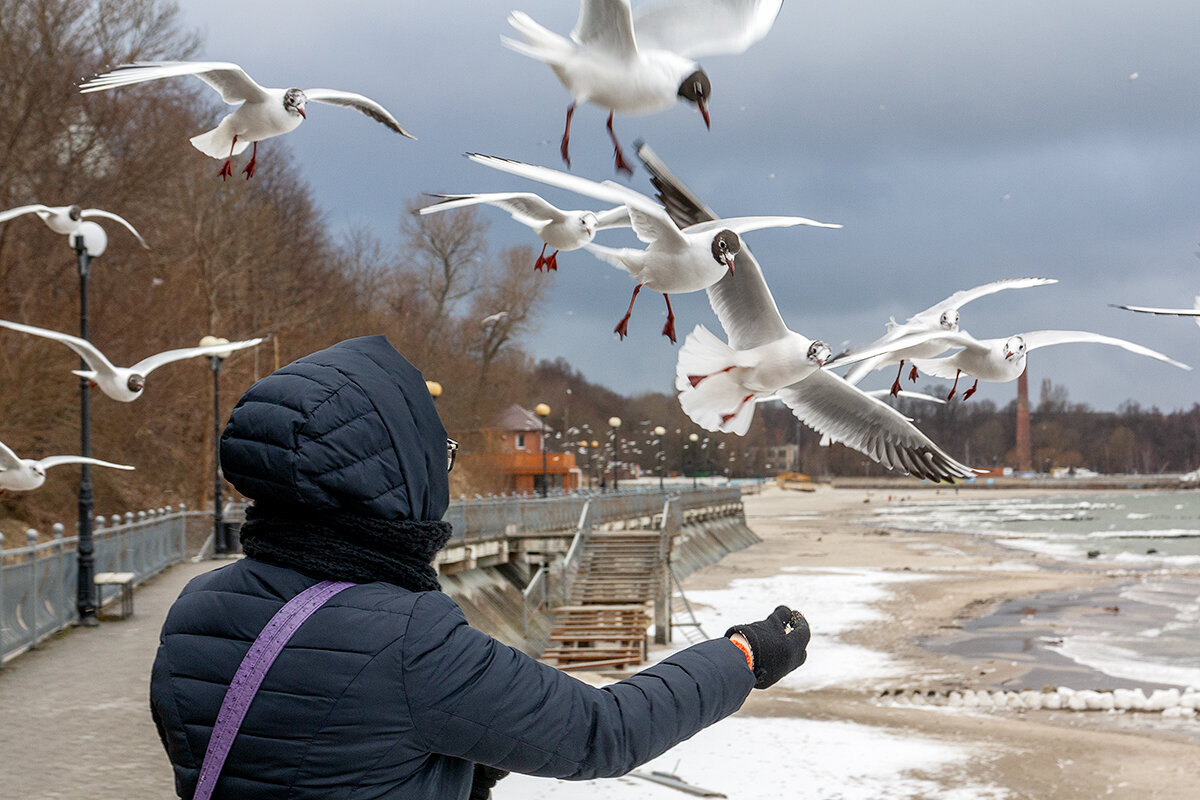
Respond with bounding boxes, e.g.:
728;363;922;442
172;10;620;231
150;336;755;798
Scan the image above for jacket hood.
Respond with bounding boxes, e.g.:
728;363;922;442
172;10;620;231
220;336;449;521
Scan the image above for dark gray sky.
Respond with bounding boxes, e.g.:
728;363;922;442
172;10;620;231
172;0;1200;412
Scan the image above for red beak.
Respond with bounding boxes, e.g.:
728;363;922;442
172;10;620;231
298;107;307;119
699;98;710;130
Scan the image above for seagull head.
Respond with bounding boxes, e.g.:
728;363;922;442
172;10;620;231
677;69;711;129
127;374;146;394
939;309;959;330
32;464;46;479
710;230;741;271
807;340;832;367
283;88;307;119
579;211;599;238
1002;335;1026;361
67;205;83;222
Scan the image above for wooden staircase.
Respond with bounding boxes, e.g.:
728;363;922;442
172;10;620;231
542;531;663;671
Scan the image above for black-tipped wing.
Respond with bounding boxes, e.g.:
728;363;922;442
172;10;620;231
304;89;415;138
778;370;978;483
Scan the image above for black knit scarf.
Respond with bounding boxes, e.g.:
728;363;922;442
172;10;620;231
239;503;452;592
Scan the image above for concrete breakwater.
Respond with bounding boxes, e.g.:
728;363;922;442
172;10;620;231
876;686;1200;718
437;491;760;657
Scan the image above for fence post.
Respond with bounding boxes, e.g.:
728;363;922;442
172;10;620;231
0;532;5;666
52;524;67;631
654;499;681;645
178;503;187;561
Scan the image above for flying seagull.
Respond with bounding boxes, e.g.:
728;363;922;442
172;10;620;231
417;192;629;271
467;152;840;342
0;204;149;249
79;61;414;180
1112;297;1200;329
502;0;784;174
0;320;264;402
637;142;977;483
0;439;133;492
878;329;1194;401
840;277;1059;395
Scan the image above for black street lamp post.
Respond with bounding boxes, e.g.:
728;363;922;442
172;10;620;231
608;416;622;490
200;336;232;554
73;222;107;627
535;403;551;497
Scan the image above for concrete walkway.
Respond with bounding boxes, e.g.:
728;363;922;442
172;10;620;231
0;559;224;799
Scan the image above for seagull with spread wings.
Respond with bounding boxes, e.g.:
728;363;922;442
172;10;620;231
840;277;1059;395
863;329;1193;401
503;0;785;174
0;320;264;403
467;152;839;342
0;204;149;249
0;439;133;492
1112;296;1200;329
417;192;629;271
80;61;414;180
637;142;977;483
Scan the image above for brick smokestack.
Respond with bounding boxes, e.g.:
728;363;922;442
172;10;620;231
1015;366;1032;472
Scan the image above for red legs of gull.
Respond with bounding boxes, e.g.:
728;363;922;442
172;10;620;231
614;284;642;339
661;293;676;343
909;364;920;382
560;102;576;168
962;379;979;401
534;243;561;272
890;360;906;396
946;369;963;401
218;135;237;180
688;365;735;388
241;141;258;179
721;395;756;427
606;111;633;177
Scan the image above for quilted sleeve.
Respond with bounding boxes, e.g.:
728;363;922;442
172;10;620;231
400;591;754;779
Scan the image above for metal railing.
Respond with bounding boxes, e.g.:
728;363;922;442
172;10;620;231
0;505;191;664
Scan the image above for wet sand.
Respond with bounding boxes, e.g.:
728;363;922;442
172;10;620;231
683;484;1199;799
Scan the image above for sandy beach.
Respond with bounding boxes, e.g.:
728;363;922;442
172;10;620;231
498;485;1200;800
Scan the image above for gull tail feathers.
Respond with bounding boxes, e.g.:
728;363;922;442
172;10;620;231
676;325;756;436
502;11;573;66
71;369;97;381
189;122;248;159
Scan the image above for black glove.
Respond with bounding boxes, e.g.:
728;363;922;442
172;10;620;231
725;605;810;689
468;764;509;800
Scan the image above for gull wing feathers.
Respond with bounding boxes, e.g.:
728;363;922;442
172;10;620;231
466;153;660;213
1112;300;1200;317
686;214;842;235
594;205;633;229
777;370;977;483
912;277;1058;324
572;0;639;56
0;440;20;471
420;193;568;225
80;61;270;105
635;0;785;58
1021;330;1191;370
80;208;149;249
0;319;119;378
0;204;51;224
635;141;788;349
130;337;265;376
37;456;135;472
303;89;415;138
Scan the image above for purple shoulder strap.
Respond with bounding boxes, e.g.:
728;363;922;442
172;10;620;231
193;579;355;800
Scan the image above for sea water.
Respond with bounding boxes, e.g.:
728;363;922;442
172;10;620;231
871;491;1200;691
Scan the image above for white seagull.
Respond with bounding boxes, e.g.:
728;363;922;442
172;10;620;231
891;329;1193;401
1112;297;1200;329
467;152;840;342
637;142;977;483
503;0;784;174
0;320;264;403
0;440;133;493
0;204;149;249
417;192;629;271
79;61;414;180
841;277;1059;395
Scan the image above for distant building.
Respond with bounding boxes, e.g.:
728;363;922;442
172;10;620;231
763;443;799;473
475;404;581;493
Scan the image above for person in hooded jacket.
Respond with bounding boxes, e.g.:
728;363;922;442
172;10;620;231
150;335;810;799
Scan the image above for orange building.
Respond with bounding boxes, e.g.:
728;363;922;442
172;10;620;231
476;404;581;493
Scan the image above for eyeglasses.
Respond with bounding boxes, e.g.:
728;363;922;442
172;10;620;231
447;438;459;473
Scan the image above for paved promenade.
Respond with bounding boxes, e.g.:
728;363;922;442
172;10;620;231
0;559;223;799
